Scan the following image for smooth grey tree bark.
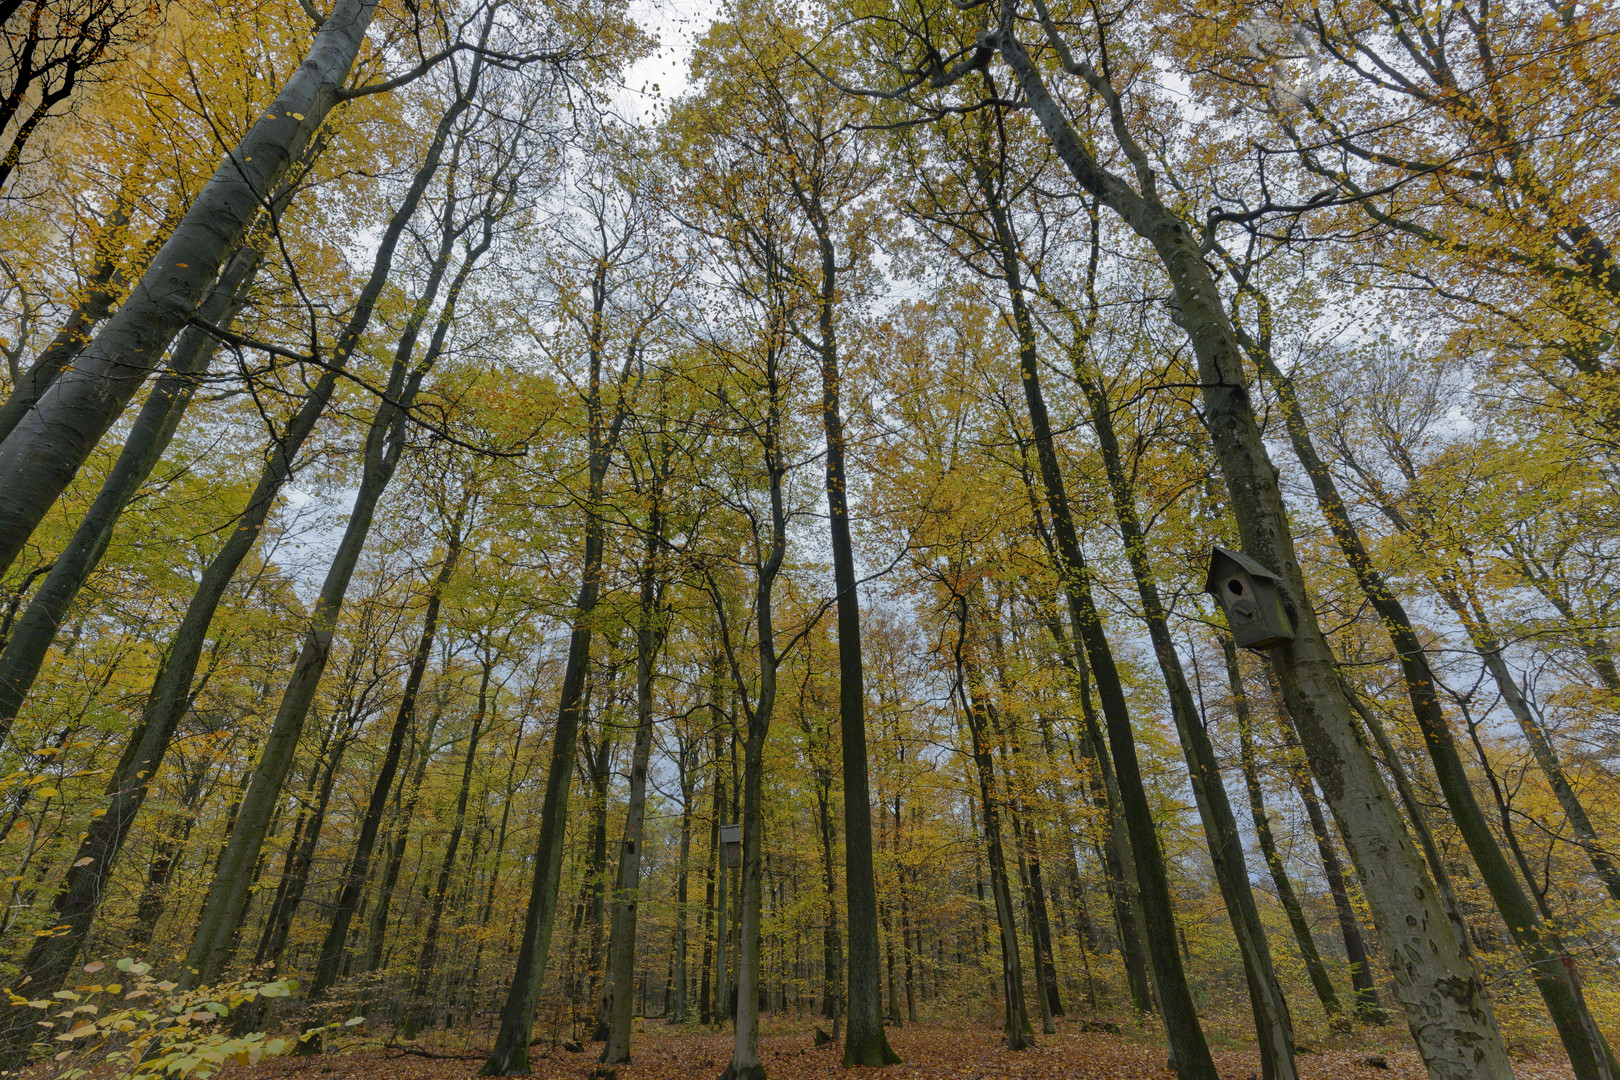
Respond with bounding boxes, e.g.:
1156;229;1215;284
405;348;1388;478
179;165;489;989
955;9;1517;1075
0;0;384;575
1226;639;1343;1019
0;101;469;1044
1336;677;1468;945
0;148;315;747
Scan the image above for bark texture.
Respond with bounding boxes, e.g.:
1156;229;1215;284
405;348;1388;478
989;15;1513;1076
0;0;382;574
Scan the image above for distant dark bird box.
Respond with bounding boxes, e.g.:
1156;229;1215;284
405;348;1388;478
720;822;742;868
1205;546;1295;650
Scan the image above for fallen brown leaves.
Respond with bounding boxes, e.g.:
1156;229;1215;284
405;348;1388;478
169;1021;1575;1080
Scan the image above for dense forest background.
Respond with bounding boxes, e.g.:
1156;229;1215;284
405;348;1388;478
0;0;1617;1076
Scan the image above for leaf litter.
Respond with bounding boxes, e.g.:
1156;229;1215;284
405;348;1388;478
131;1021;1576;1080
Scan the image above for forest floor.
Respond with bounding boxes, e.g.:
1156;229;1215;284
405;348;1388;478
169;1017;1575;1080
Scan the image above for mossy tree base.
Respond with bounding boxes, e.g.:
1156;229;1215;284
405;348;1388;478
479;1048;529;1076
842;1032;902;1067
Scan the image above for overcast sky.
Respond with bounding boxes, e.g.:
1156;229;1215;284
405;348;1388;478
617;0;722;123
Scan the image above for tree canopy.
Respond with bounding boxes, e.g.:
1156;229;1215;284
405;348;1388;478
0;0;1617;1077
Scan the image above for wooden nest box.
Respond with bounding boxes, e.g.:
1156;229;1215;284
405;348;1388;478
720;823;742;868
1204;546;1295;650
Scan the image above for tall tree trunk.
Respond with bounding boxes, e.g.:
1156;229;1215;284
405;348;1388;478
0;92;474;1046
0;0;388;574
1225;639;1342;1019
899;866;917;1023
581;688;616;1040
972;176;1174;1034
1028;685;1104;997
1022;554;1150;1012
0;232;267;742
365;697;448;973
700;748;720;1025
481;260;637;1074
981;642;1060;1030
256;715;357;972
1334;676;1472;951
879;812;902;1028
720;683;775;1080
181;458;382;986
980;178;1214;1075
715;346;790;1080
813;752;842;1038
601;501;667;1065
716;740;732;1026
1077;687;1153;1014
975;135;1292;1075
130;751;213;946
1241;321;1617;1078
955;614;1034;1051
254;746;323;967
798;197;900;1071
178;189;476;989
306;499;468;1001
412;660;495;1009
1063;361;1296;1078
1008;808;1058;1031
468;700;528;1005
993;22;1513;1077
721;693;774;1080
669;737;696;1024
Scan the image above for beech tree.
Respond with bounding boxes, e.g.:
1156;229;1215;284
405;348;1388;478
816;1;1519;1073
3;0;1620;1075
0;0;387;574
482;127;675;1075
